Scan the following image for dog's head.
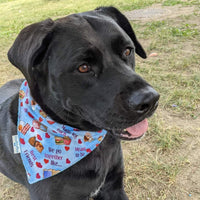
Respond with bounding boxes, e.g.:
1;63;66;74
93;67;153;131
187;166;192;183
8;7;159;140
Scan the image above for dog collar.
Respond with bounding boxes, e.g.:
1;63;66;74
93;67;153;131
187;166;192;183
17;80;107;184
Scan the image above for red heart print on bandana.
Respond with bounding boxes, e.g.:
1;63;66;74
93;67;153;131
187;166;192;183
78;139;82;144
65;146;70;151
37;134;42;141
86;148;91;153
20;138;25;145
47;120;55;125
44;159;49;164
45;133;50;138
39;117;43;122
36;162;43;168
28;112;34;119
36;173;41;179
66;159;71;164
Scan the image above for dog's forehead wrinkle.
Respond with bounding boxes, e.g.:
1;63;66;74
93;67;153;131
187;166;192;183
70;13;131;46
53;25;104;55
61;14;102;37
56;14;89;27
80;12;117;29
80;14;134;47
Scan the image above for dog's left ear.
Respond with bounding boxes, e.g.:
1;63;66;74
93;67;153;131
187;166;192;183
96;6;147;59
7;18;55;87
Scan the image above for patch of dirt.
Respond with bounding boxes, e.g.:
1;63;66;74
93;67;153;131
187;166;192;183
174;135;200;200
0;174;29;200
149;109;200;200
124;4;198;22
157;109;200;133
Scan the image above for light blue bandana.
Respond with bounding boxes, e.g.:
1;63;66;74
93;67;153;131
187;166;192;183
17;80;107;184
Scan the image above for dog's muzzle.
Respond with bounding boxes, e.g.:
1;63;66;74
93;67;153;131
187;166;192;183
112;86;160;140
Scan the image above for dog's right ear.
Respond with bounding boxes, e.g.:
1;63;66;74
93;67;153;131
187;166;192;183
96;7;147;59
8;18;54;85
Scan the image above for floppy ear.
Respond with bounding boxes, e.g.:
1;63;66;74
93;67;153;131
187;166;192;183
96;6;147;59
8;18;55;87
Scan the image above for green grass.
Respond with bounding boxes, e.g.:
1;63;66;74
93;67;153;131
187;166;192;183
140;21;199;42
163;0;200;6
169;24;199;37
0;0;200;199
133;15;200;118
0;0;161;46
148;116;185;151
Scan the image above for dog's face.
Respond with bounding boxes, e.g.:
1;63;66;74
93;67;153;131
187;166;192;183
8;7;159;140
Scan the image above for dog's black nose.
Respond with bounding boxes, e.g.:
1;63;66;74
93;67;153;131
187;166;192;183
128;86;160;113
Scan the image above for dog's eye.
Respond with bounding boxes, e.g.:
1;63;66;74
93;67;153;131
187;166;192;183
123;48;132;57
78;64;91;73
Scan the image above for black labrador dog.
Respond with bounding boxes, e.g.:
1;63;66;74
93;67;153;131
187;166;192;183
0;6;159;200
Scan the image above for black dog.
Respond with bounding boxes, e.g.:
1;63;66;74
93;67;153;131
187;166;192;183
0;7;159;200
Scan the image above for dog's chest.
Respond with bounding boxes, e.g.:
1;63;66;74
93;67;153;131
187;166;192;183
90;179;105;198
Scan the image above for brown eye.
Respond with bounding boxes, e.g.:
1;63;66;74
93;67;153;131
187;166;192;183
78;64;90;73
124;48;132;57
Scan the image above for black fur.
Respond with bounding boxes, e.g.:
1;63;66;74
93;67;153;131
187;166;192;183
0;7;159;200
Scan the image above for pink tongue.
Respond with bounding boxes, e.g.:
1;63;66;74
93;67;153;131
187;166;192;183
126;119;148;138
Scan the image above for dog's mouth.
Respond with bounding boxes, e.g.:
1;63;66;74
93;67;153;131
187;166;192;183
111;118;148;140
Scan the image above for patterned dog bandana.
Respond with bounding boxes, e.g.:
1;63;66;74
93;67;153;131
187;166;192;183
17;80;107;184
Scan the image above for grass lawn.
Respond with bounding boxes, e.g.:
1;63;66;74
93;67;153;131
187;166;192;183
0;0;200;199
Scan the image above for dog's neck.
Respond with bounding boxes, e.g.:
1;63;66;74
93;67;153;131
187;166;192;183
30;83;100;132
40;104;100;131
